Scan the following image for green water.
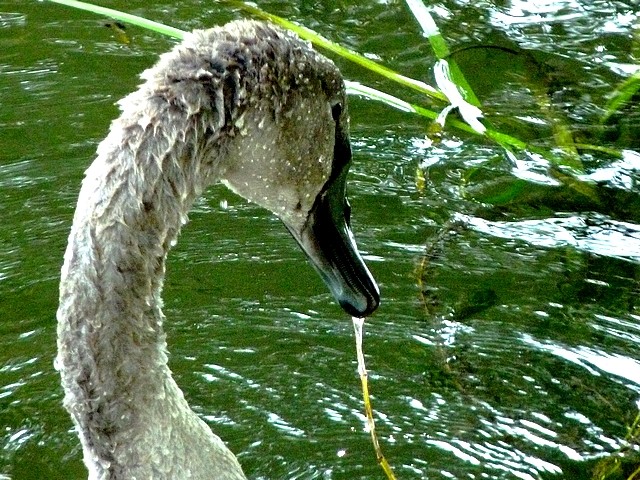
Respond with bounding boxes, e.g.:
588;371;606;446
2;1;640;478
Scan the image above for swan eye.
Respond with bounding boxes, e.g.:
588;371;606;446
331;102;342;122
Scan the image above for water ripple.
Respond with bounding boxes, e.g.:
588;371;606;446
457;212;640;262
0;12;26;29
592;314;640;345
521;333;640;390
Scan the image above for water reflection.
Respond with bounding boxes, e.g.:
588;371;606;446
489;0;586;27
522;334;640;390
457;212;640;261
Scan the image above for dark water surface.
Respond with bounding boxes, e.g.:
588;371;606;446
2;1;640;479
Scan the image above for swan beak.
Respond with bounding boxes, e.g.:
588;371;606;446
288;169;380;318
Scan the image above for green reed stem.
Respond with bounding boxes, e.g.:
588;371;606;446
47;0;186;39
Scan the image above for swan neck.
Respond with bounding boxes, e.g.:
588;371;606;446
55;111;239;477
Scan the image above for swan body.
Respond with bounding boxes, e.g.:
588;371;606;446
56;20;378;480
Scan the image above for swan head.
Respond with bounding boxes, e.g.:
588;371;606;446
195;22;380;317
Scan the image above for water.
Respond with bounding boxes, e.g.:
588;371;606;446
2;0;640;478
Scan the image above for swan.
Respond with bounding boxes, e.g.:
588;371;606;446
56;20;379;479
